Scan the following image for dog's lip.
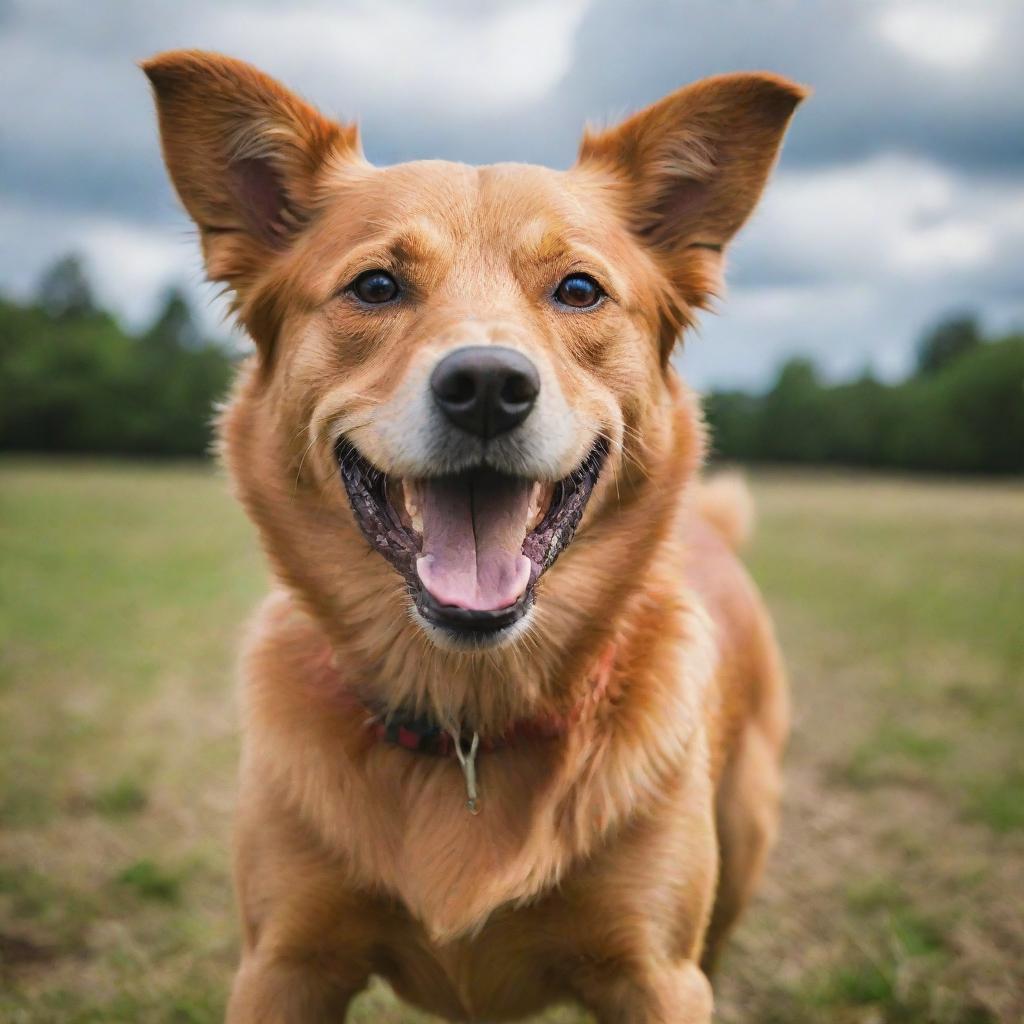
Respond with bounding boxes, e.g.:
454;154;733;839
335;439;608;637
414;587;532;634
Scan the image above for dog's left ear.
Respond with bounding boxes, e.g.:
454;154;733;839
577;72;807;351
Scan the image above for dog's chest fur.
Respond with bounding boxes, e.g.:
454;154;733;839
241;586;715;943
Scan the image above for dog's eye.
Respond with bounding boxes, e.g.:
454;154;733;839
554;273;604;309
350;270;399;305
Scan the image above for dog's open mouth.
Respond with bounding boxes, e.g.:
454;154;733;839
337;440;607;637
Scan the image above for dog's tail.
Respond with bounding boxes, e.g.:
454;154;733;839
694;470;755;551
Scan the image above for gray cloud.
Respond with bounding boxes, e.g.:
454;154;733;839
1;0;1023;388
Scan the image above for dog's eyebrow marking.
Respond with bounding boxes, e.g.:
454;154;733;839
515;218;569;263
513;221;628;303
387;218;453;266
687;241;723;252
329;218;454;294
513;221;602;272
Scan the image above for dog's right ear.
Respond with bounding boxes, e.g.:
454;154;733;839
142;50;362;326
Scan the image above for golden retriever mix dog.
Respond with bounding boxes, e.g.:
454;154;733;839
144;50;804;1022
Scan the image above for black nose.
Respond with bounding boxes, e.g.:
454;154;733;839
430;345;540;439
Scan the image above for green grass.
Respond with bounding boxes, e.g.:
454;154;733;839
0;459;262;1023
965;773;1024;834
115;860;184;904
841;723;953;788
1;459;1022;1023
93;777;149;817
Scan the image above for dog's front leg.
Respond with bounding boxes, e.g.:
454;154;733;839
578;959;713;1024
226;954;365;1024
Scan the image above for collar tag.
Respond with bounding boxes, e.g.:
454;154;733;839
449;729;481;815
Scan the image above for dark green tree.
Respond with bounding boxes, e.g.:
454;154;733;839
144;286;203;352
1;256;234;455
35;254;96;320
916;312;982;376
757;357;831;462
4;254;1023;472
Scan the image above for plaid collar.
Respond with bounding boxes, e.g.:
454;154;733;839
364;641;618;758
359;642;617;814
368;707;568;757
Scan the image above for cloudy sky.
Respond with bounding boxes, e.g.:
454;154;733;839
2;0;1022;389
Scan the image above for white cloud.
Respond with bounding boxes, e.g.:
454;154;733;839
890;220;993;274
733;154;1018;286
878;3;994;71
681;281;886;391
0;197;228;333
201;0;592;114
82;222;205;320
679;155;1024;388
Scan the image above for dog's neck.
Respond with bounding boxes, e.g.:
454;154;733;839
358;638;618;751
353;640;618;813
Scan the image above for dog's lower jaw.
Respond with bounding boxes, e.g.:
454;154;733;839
336;437;609;650
411;601;536;652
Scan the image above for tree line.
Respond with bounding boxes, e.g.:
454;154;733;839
705;315;1024;473
0;256;233;456
1;255;1021;472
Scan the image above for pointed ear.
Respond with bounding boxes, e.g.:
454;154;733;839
142;50;363;299
577;72;807;332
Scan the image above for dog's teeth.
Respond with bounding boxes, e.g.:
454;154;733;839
527;482;553;531
404;480;423;535
404;482;419;518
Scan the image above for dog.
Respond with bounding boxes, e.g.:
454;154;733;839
144;50;804;1023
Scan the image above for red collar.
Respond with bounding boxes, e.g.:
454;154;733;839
364;641;617;758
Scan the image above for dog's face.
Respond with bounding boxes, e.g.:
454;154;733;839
270;159;663;649
145;52;803;657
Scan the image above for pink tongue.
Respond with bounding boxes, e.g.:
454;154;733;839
416;471;533;612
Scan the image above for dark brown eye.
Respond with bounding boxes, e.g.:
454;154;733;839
351;270;399;304
554;273;603;309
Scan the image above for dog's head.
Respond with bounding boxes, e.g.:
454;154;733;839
144;52;803;665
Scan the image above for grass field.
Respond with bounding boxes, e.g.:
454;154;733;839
1;460;1022;1023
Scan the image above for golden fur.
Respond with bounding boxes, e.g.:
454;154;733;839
143;50;805;1022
